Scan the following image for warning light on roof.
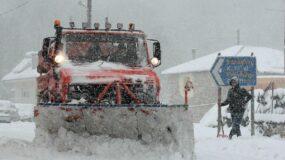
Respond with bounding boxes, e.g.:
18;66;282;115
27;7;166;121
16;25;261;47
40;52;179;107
94;23;100;30
82;22;88;29
117;23;123;30
105;22;111;31
69;22;75;29
129;23;135;31
54;19;61;27
105;17;111;31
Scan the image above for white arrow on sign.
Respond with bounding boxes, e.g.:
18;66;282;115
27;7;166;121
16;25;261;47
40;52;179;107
211;57;225;85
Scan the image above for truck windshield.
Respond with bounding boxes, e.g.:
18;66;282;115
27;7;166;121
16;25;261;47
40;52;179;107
63;33;148;67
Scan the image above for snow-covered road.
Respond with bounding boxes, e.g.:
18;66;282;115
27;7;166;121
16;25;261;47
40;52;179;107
0;122;283;160
195;124;285;160
0;122;34;142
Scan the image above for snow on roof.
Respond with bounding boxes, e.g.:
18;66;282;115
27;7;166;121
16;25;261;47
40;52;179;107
2;51;39;81
162;45;284;75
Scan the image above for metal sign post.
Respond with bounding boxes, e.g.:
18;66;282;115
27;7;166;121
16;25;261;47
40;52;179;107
217;87;225;137
250;86;255;136
211;56;257;137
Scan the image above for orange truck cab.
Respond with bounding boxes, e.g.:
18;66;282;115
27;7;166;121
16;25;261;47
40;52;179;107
37;20;162;105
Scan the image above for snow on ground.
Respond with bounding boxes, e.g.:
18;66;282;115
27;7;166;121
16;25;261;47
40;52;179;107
0;100;20;122
0;122;34;142
195;124;285;160
0;100;34;122
0;122;186;160
199;104;228;127
0;101;283;160
14;103;34;121
0;121;283;160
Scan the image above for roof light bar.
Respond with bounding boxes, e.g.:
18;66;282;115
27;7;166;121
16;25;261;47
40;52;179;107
69;22;75;29
54;19;61;27
94;23;100;30
129;23;135;31
82;22;88;29
117;23;123;30
105;17;111;31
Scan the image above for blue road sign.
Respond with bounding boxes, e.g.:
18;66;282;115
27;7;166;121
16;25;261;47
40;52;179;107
210;56;257;86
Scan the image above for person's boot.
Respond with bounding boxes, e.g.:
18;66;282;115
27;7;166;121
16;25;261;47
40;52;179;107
229;130;233;140
237;129;241;137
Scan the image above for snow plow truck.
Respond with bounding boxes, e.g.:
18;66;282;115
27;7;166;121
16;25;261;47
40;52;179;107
35;19;194;158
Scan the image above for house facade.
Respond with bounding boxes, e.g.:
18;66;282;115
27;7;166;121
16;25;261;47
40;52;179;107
1;52;38;104
161;45;285;122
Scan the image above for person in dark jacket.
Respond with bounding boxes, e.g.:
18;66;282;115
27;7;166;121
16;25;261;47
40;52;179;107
221;76;252;139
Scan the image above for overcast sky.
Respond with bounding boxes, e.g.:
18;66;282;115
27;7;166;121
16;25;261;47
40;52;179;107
0;0;284;78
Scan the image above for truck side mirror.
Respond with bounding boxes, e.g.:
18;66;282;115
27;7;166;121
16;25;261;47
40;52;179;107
153;41;161;60
42;38;51;59
151;41;161;67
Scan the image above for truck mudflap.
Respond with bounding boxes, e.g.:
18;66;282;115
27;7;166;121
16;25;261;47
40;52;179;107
34;104;194;157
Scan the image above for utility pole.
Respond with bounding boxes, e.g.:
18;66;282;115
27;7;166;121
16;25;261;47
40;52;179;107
87;0;92;28
283;15;285;74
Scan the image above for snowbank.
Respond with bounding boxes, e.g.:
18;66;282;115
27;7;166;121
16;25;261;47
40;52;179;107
199;104;218;127
195;124;285;160
199;104;230;127
0;100;34;122
32;127;191;160
0;121;35;141
14;103;34;121
0;100;20;122
0;100;17;112
35;106;195;159
0;121;193;160
0;123;284;160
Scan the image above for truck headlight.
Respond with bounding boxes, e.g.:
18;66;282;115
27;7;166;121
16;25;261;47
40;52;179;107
151;57;160;66
55;54;65;64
